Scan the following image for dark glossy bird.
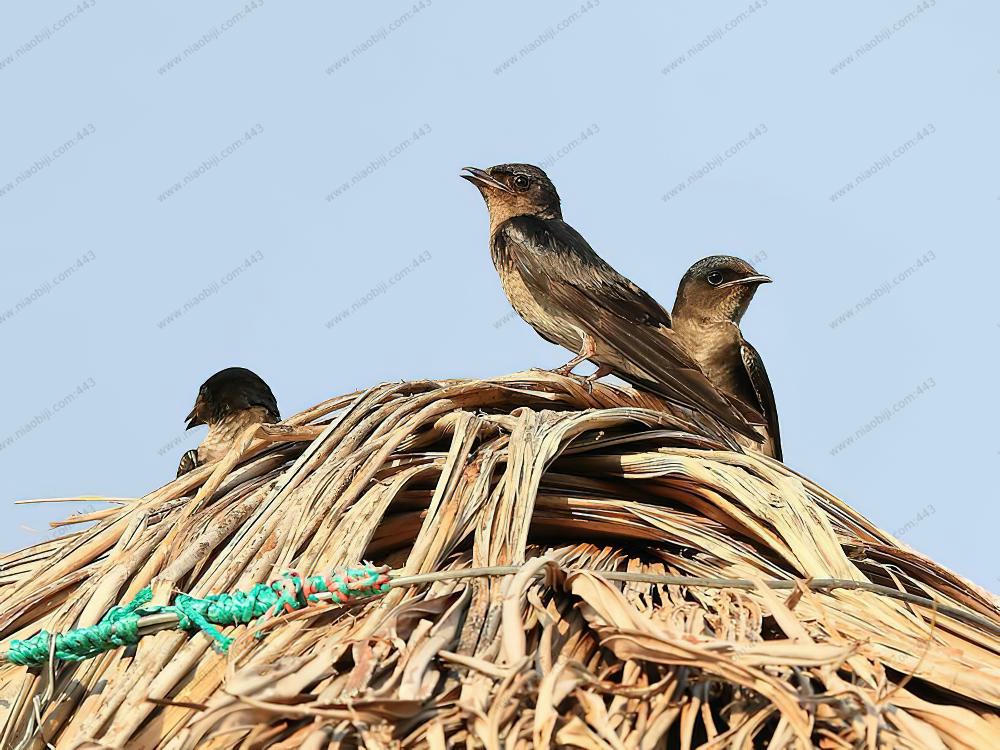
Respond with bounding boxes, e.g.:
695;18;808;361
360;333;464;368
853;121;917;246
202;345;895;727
671;256;781;459
176;367;280;477
461;163;762;442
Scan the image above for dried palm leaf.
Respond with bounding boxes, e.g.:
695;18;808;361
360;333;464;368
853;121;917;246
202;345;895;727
0;372;995;749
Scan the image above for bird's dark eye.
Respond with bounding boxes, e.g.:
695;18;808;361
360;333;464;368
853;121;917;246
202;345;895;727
512;174;531;191
706;271;724;286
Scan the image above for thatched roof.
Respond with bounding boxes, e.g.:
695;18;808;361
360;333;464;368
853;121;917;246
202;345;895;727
0;372;997;749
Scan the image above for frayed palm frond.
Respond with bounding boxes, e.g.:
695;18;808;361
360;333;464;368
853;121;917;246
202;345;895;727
0;372;997;749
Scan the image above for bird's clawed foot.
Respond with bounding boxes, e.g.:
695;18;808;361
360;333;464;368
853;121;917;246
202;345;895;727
582;365;613;393
552;335;598;377
584;366;613;384
553;357;585;377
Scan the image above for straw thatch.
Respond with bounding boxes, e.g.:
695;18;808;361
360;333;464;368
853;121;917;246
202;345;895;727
0;371;997;749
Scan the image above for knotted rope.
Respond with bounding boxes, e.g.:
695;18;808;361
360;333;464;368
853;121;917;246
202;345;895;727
5;563;997;666
6;565;391;666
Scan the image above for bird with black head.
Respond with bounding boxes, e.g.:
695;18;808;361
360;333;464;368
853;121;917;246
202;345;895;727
176;367;280;477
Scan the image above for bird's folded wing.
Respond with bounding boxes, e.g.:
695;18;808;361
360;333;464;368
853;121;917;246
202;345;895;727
553;283;765;441
176;449;199;478
741;340;782;459
501;218;764;441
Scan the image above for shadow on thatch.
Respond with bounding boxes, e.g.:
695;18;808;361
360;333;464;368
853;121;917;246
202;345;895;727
0;371;997;748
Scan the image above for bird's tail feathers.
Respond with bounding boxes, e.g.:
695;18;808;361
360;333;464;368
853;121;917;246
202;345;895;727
620;368;764;445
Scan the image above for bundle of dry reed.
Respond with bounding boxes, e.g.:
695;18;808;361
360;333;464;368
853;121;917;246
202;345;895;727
0;371;997;749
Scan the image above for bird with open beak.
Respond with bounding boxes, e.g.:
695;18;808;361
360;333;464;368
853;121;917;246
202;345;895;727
176;367;280;477
671;256;781;459
461;163;763;444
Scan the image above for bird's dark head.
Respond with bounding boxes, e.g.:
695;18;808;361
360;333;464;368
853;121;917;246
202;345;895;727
185;367;280;429
461;163;562;232
674;256;771;323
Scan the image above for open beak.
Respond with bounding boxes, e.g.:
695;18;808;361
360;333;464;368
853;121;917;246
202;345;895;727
718;274;772;289
461;166;511;193
185;398;206;430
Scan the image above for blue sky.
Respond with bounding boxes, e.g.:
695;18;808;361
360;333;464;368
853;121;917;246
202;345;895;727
0;1;997;589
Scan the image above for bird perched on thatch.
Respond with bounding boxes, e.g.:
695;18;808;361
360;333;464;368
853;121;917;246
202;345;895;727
176;367;280;477
672;256;781;459
461;163;763;442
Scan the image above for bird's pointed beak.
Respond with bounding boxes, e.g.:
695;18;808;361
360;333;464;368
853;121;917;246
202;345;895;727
719;274;772;289
461;166;511;193
185;398;206;430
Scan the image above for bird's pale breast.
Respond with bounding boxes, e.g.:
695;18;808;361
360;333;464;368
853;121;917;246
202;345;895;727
496;262;584;354
673;320;744;397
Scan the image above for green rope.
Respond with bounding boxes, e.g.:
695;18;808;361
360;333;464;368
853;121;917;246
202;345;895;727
7;587;152;666
6;566;391;666
10;563;996;666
